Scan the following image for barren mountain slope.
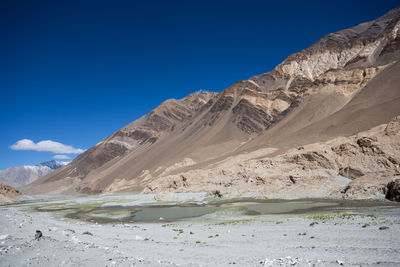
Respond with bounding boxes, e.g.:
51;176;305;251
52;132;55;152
26;7;400;196
142;115;400;200
27;91;216;193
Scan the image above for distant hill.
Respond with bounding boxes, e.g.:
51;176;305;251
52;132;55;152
0;160;68;188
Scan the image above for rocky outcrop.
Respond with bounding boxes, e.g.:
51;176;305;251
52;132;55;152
385;115;400;135
273;7;400;81
143;115;400;200
0;182;21;204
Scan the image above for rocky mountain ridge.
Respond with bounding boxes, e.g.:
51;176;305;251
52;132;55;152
27;7;400;200
0;160;68;188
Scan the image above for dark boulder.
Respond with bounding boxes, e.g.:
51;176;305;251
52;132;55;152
385;179;400;201
35;230;43;241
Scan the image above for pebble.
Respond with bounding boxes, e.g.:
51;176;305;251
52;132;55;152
48;226;58;232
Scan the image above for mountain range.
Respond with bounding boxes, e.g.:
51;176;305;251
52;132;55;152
26;7;400;200
0;160;68;188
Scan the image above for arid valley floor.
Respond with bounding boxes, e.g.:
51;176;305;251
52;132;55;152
1;194;400;266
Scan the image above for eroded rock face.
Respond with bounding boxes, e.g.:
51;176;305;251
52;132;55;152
386;179;400;201
274;8;400;81
67;142;128;178
0;182;21;204
338;167;364;179
341;172;394;200
385;115;400;136
232;99;273;134
289;151;335;170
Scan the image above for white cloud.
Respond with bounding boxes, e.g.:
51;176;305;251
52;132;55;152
10;139;85;154
53;154;70;159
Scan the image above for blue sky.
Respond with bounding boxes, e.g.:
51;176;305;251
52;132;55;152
0;0;398;169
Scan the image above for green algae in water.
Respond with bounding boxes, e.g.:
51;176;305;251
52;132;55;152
20;197;400;224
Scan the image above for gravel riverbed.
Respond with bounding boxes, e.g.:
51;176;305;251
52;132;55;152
1;195;400;266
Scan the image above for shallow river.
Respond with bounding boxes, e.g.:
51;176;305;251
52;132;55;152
11;195;400;224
